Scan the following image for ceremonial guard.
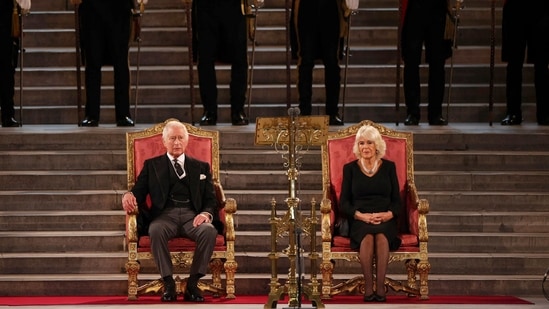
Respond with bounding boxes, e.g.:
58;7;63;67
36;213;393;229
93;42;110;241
500;0;549;125
401;0;452;125
74;0;136;127
290;0;354;126
193;0;249;126
1;0;30;127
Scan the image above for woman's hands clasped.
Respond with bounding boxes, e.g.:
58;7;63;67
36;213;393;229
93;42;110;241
355;210;393;225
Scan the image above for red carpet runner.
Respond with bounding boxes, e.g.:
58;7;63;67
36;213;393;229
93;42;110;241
0;295;533;306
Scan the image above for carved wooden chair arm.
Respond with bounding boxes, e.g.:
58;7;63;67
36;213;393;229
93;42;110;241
320;198;333;243
126;212;138;243
224;198;237;242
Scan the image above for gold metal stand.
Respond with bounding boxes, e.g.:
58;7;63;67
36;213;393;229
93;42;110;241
255;109;328;309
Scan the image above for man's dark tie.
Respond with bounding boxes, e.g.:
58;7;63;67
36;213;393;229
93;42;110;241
173;159;184;177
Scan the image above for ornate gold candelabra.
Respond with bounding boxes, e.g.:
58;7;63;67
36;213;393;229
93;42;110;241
255;109;328;309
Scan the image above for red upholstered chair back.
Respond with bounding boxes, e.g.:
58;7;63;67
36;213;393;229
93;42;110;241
323;120;418;241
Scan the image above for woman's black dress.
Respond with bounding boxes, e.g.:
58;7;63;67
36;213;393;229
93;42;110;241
339;158;402;251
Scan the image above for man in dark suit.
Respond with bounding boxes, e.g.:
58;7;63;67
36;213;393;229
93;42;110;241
194;0;249;126
0;0;30;127
401;0;451;126
500;0;549;126
75;0;135;127
121;120;218;302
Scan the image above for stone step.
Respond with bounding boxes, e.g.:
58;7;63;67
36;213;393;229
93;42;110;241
427;211;549;233
0;252;128;275
0;126;127;151
30;0;67;11
415;171;549;192
0;231;124;253
0;150;126;171
0;190;120;211
428;232;549;253
0;211;125;232
0;172;126;191
415;150;549;171
425;191;549;212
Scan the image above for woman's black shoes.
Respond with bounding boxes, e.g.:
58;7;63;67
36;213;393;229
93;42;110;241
364;293;386;302
363;293;376;302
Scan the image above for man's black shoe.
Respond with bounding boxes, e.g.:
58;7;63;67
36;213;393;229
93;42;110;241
538;117;549;126
161;289;177;302
404;114;419;126
329;114;344;126
428;116;448;126
501;114;522;125
200;112;217;126
161;279;177;302
184;285;204;302
231;111;249;126
80;117;99;127
1;117;21;127
116;116;134;127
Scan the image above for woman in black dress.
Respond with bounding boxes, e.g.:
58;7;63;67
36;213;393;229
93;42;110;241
339;125;402;302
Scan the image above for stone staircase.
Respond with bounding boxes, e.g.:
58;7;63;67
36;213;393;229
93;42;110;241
1;0;548;299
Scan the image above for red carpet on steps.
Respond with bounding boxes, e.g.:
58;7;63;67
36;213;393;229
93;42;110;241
0;295;533;306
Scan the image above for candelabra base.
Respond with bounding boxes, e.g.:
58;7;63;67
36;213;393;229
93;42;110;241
264;285;324;309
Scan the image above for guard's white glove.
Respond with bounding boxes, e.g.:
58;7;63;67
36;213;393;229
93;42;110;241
16;0;31;11
254;0;265;8
345;0;359;11
138;0;148;4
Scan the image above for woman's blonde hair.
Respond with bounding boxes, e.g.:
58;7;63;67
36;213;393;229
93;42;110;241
352;125;386;159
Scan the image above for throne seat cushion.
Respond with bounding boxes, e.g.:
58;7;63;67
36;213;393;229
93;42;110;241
331;232;418;252
137;234;226;252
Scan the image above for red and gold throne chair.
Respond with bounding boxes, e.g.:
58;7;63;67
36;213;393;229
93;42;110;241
124;119;237;300
319;120;430;299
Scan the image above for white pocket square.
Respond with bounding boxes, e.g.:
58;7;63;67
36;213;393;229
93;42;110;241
200;174;207;180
